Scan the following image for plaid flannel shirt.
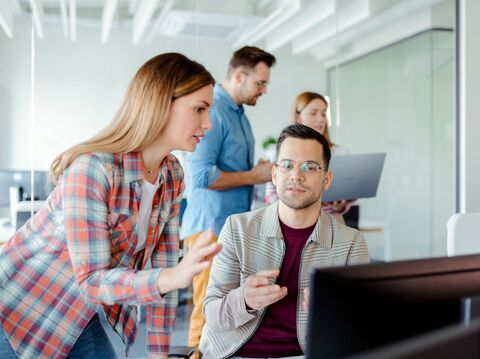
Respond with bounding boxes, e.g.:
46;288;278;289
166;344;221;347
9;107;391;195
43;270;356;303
0;151;184;358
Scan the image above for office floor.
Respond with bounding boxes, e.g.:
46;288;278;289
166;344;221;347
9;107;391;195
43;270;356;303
100;300;193;359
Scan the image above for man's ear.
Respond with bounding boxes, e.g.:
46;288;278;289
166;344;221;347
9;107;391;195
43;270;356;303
233;69;244;84
272;164;277;186
323;170;333;191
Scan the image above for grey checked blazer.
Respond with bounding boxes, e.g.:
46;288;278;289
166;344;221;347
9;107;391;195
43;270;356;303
199;202;369;358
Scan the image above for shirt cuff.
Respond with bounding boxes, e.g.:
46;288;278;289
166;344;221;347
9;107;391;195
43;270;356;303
207;166;221;187
133;268;164;303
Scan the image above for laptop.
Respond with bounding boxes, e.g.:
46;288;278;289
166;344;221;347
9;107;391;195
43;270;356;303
322;153;386;202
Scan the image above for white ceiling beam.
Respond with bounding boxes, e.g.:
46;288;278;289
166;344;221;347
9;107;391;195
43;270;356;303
69;0;76;41
265;0;335;52
59;0;68;38
292;0;370;55
146;0;175;42
0;1;14;38
101;0;118;43
313;0;444;63
233;0;300;49
320;8;433;66
133;0;160;44
29;0;44;39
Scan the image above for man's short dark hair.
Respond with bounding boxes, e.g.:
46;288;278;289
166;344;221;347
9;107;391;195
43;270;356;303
276;124;332;168
227;46;276;77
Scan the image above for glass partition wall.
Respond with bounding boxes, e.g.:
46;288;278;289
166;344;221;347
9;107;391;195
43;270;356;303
328;29;456;261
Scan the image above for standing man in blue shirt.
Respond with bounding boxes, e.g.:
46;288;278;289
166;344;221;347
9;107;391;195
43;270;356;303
181;46;276;354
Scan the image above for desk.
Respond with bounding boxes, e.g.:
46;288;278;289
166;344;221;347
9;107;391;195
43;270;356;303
0;223;14;244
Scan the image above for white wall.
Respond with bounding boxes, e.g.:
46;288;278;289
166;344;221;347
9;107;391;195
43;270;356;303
459;0;480;213
0;19;326;170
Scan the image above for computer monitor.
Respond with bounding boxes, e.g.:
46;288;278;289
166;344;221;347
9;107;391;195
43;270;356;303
349;318;480;359
306;254;480;359
0;170;53;208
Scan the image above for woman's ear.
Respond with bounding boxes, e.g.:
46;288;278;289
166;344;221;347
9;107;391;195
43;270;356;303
295;112;301;123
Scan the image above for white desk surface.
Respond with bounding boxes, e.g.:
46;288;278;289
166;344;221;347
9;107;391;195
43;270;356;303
0;224;14;243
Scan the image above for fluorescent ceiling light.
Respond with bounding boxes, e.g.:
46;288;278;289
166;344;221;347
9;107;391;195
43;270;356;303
101;0;118;43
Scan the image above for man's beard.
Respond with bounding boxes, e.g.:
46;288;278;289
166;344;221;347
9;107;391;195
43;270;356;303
278;185;322;210
243;95;258;106
240;88;260;106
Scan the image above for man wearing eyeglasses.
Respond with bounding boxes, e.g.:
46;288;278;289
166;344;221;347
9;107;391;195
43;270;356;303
200;124;369;359
181;46;277;354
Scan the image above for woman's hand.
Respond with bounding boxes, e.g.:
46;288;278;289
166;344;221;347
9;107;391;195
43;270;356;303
322;199;355;215
156;229;221;295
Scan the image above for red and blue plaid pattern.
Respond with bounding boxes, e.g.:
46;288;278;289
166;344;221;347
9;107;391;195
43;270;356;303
0;151;184;358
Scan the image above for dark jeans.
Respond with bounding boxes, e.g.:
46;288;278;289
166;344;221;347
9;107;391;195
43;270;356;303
0;314;117;359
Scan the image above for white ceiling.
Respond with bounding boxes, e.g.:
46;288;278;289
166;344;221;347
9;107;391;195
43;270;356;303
0;0;453;63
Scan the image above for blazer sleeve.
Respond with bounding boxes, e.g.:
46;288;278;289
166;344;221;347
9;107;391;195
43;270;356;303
346;231;370;265
203;216;257;331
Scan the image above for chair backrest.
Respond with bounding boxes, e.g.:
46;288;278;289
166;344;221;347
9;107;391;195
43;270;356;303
447;213;480;256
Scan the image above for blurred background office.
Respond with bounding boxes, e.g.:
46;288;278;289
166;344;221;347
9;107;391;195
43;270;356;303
1;0;479;356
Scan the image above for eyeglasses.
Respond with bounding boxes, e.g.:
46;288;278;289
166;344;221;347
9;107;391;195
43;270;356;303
275;159;325;175
241;71;270;89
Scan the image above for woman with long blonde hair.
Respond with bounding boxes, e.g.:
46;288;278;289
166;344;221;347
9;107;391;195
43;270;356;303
266;91;352;223
289;91;348;155
0;53;221;359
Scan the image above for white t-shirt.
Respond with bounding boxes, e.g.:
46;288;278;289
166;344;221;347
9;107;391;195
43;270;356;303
136;175;161;253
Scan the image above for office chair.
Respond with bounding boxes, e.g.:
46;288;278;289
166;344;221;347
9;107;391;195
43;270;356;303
169;346;196;358
447;213;480;256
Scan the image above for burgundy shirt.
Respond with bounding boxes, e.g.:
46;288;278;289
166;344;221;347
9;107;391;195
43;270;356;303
235;220;315;358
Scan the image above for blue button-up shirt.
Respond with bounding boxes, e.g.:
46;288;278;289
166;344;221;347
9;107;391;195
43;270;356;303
181;84;255;237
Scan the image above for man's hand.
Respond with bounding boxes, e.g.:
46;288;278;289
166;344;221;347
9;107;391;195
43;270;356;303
303;287;310;313
157;229;222;295
249;159;274;184
244;269;287;310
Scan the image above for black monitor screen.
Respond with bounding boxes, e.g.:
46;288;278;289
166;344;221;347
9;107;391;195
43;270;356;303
350;317;480;359
0;170;54;208
307;254;480;359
